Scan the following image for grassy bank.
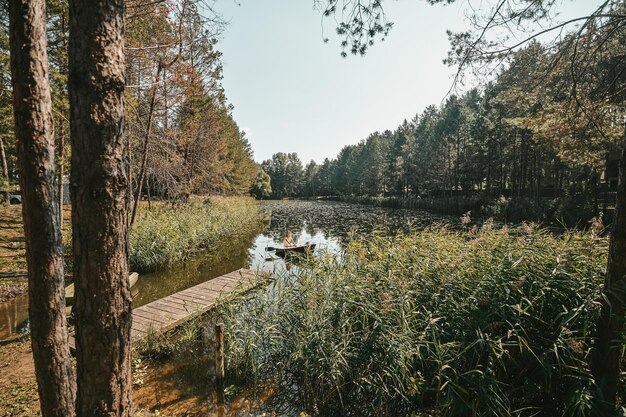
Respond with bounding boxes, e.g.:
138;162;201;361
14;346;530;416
222;223;610;416
325;193;601;226
129;197;265;272
1;198;264;301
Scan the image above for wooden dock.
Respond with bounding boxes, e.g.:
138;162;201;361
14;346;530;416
68;268;266;351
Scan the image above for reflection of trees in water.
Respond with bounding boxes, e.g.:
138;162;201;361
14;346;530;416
263;200;452;243
132;225;265;308
0;293;29;341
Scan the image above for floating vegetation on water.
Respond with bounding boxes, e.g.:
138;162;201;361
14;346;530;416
222;223;610;417
262;200;454;242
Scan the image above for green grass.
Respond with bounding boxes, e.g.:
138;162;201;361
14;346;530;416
128;197;265;272
221;222;611;416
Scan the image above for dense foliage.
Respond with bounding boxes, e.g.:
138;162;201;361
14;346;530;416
223;224;609;416
0;0;258;200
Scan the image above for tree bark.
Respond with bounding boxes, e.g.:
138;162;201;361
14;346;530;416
8;1;75;416
68;0;132;416
592;122;626;415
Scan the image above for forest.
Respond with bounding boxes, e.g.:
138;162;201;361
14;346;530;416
261;40;623;224
0;0;259;204
3;0;626;416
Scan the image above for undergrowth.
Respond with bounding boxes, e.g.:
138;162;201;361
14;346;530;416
222;222;613;417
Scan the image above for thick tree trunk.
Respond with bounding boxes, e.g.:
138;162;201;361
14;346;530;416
0;137;9;204
8;1;75;416
592;123;626;415
68;0;132;416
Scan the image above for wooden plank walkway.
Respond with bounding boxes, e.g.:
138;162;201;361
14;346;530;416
68;268;266;351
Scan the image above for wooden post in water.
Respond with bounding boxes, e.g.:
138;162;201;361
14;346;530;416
215;322;225;381
215;322;225;404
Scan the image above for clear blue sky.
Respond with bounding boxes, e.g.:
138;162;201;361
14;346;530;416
214;0;597;164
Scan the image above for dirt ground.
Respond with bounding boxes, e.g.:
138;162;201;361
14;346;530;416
0;204;272;417
0;338;205;417
0;338;274;417
0;339;39;417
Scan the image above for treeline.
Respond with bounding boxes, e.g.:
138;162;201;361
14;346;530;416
262;42;623;223
0;0;259;201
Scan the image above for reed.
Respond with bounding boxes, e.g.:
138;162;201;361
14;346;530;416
222;223;610;416
128;197;265;272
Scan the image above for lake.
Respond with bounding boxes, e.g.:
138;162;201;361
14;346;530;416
0;200;452;341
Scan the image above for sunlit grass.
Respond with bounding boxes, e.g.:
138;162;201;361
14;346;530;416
222;222;609;416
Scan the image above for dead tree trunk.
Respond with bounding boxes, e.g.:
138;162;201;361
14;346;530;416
592;122;626;414
130;62;161;228
68;0;132;416
0;137;9;204
8;1;75;416
58;122;65;228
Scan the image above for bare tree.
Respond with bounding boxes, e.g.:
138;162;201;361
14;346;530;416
0;136;9;203
8;0;75;416
68;0;132;415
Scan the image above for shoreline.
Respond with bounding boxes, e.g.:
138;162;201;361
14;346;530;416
281;194;609;227
0;280;27;304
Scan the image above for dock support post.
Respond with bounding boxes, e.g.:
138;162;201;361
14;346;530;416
215;322;225;404
215;322;225;382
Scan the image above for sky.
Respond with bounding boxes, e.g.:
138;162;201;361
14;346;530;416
213;0;597;164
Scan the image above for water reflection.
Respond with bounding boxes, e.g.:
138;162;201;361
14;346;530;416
261;200;452;242
0;292;29;342
132;227;264;308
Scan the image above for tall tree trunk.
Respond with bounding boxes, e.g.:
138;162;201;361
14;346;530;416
592;124;626;414
146;175;151;210
602;152;610;221
130;62;161;228
0;137;9;204
8;1;75;416
68;0;132;416
58;122;65;228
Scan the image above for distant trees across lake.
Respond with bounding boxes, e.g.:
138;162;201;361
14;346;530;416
262;44;619;224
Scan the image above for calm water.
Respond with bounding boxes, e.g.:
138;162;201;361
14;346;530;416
0;200;451;342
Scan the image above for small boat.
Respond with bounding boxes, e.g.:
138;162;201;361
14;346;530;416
65;272;139;301
267;244;316;259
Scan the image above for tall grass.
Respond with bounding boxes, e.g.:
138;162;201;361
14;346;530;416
221;223;611;416
129;197;265;272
